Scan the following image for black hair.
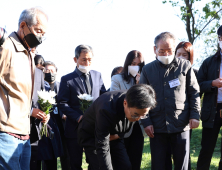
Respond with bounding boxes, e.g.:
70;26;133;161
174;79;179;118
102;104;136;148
121;50;145;83
125;84;156;109
217;25;222;36
44;61;58;72
111;66;123;78
34;55;45;66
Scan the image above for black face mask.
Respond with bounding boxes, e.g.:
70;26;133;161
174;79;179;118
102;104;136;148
45;73;56;83
23;23;42;48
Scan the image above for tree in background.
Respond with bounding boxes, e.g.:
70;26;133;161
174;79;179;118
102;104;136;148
163;0;222;64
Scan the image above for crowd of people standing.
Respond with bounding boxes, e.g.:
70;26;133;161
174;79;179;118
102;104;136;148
0;6;222;170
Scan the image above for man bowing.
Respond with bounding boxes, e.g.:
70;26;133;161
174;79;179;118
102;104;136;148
78;84;156;170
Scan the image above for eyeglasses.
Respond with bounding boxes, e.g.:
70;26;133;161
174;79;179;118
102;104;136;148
156;49;174;55
131;114;148;120
44;69;54;73
26;22;46;41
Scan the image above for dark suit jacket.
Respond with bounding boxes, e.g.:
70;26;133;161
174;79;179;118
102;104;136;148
78;90;134;170
57;69;106;138
31;79;63;160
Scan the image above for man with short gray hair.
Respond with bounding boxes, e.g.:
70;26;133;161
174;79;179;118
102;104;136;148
140;32;200;170
0;7;48;170
58;44;106;170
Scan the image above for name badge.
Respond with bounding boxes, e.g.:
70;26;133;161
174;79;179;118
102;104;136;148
169;78;180;88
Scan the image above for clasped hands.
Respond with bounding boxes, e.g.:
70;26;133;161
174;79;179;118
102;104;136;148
144;119;199;138
32;108;50;124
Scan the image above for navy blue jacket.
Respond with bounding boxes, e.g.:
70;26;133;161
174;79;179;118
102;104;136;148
31;79;63;160
57;69;106;138
197;51;221;128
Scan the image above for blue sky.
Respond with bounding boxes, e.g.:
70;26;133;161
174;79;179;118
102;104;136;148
0;0;212;88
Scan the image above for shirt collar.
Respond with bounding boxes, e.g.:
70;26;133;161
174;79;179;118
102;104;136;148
8;32;29;53
75;67;90;76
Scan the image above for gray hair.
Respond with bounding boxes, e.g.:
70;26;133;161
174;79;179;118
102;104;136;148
18;7;48;27
44;61;58;72
154;32;176;47
75;44;93;59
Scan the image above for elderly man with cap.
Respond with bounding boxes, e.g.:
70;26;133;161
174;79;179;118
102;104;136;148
197;26;222;169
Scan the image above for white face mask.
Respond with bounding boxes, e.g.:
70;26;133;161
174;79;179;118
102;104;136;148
177;56;187;60
219;41;222;49
128;65;140;77
78;65;91;73
157;55;174;65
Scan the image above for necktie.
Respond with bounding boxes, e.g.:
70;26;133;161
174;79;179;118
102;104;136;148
84;73;91;95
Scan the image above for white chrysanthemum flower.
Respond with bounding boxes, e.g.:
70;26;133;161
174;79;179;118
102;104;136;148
86;96;93;101
48;97;56;105
37;90;56;104
77;93;93;101
77;94;83;100
49;90;56;98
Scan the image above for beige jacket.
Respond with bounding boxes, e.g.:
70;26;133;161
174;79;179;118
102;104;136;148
0;32;35;135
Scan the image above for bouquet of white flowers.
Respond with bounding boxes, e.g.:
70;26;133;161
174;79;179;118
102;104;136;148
37;90;56;138
78;93;94;114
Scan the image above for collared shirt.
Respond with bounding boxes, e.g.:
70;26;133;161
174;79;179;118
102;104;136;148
75;67;92;94
217;51;222;103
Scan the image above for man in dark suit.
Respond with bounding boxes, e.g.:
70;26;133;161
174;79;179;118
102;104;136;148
30;57;64;170
78;84;156;170
57;44;106;170
43;61;70;170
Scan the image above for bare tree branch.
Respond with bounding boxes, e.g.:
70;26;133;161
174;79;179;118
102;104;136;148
194;8;222;41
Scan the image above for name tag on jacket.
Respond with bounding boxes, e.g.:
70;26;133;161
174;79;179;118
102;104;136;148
169;78;180;88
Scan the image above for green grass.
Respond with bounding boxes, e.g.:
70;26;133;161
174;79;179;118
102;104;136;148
57;121;221;170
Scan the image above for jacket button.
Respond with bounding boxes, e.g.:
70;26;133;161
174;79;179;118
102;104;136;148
165;98;167;100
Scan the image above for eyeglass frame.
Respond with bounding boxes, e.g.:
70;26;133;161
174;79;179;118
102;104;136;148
25;22;47;41
130;113;148;120
156;48;175;56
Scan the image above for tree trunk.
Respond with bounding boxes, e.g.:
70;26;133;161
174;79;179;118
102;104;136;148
184;0;194;44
